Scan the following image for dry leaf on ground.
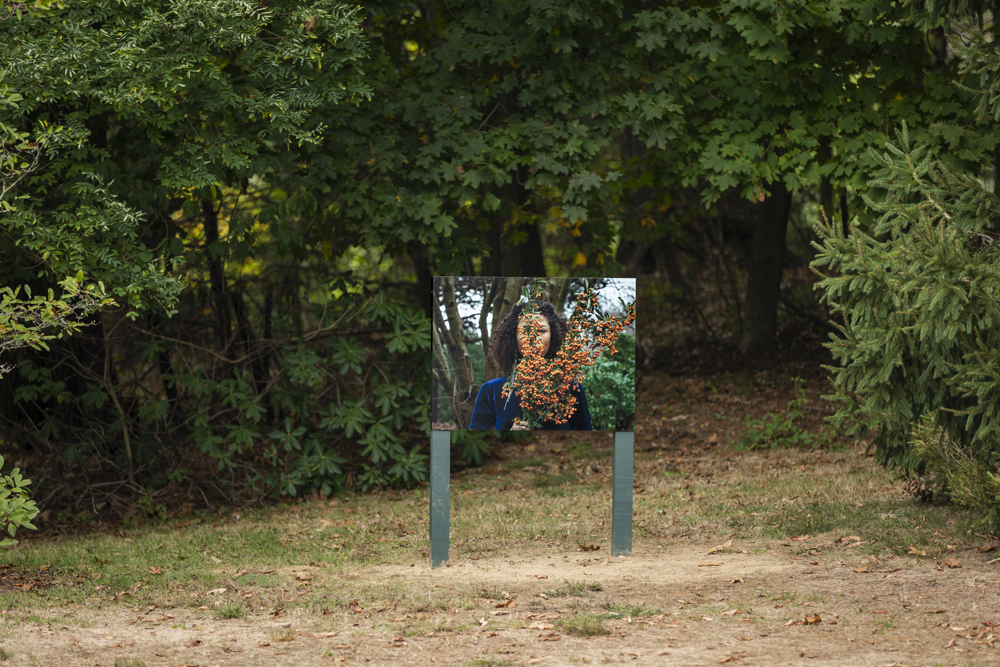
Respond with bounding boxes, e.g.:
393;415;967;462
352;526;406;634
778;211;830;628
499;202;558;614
943;558;962;568
708;540;732;554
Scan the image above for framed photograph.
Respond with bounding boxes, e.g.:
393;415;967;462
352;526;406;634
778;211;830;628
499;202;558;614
431;277;636;432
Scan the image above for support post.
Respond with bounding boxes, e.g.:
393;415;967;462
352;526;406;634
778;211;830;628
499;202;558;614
611;431;633;557
429;430;451;568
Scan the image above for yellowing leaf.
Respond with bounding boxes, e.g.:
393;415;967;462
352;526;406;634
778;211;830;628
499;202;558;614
572;252;587;268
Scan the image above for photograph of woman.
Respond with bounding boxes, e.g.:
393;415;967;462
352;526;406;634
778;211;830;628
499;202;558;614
431;277;636;432
469;300;593;430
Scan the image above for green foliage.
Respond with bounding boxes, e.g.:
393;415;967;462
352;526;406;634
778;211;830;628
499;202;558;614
558;614;610;636
813;121;1000;472
0;455;38;550
911;415;1000;533
812;5;1000;524
214;602;245;620
582;333;635;431
0;2;438;497
737;378;839;451
0;278;112;378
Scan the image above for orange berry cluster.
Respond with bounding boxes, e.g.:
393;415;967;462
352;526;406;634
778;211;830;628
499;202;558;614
501;287;636;428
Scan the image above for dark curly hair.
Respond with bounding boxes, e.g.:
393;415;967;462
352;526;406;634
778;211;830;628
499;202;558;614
490;301;568;377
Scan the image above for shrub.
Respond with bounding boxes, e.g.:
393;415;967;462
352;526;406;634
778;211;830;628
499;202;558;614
0;455;38;549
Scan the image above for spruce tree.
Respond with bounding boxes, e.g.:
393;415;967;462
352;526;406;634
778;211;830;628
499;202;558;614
812;3;1000;526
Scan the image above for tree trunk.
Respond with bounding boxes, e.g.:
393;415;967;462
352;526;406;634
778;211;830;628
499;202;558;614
483;277;522;380
739;182;793;357
433;277;478;427
411;245;434;318
202;198;230;352
480;278;500;380
519;217;546;277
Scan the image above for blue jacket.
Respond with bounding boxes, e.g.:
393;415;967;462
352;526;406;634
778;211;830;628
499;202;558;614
468;376;593;430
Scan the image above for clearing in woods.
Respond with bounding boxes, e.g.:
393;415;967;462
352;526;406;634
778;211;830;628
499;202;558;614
1;369;999;666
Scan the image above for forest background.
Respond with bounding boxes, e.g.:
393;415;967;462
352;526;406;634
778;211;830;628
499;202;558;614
1;0;999;529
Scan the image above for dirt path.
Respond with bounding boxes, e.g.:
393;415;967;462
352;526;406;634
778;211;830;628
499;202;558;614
4;539;1000;667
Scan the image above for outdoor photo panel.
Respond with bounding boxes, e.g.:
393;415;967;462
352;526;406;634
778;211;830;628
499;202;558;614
431;277;636;432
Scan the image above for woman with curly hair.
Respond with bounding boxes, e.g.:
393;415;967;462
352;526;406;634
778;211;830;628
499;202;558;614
468;301;593;430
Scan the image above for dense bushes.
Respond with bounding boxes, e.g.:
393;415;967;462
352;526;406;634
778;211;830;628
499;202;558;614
582;333;636;431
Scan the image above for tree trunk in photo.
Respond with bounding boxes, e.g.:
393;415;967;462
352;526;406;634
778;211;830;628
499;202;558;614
739;182;793;358
480;278;500;380
433;277;478;427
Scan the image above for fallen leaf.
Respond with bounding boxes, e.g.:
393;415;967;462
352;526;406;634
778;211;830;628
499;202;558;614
529;622;554;630
943;558;962;568
908;546;927;557
149;566;164;575
950;626;966;632
534;575;548;579
730;577;744;584
495;600;516;608
923;609;945;614
578;544;600;552
207;588;227;595
980;542;995;553
722;609;740;616
804;614;822;625
300;631;339;638
538;632;561;642
479;617;488;627
186;640;202;647
294;572;314;581
235;569;250;577
719;655;743;664
790;536;811;542
698;562;723;567
708;540;733;554
836;536;862;544
853;566;870;573
257;642;271;647
945;638;956;648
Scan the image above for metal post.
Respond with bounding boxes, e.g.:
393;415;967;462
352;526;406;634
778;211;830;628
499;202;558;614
429;430;450;568
611;431;633;557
